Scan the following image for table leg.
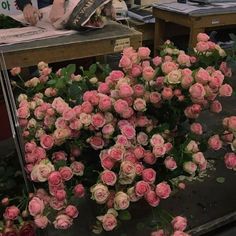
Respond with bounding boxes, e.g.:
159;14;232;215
154;18;166;55
189;27;205;50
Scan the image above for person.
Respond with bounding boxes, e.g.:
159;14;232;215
15;0;65;26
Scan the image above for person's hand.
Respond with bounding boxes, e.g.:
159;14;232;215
49;1;65;23
23;4;42;26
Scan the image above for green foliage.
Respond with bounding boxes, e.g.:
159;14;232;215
0;14;24;29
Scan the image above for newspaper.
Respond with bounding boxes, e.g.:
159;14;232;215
0;1;80;45
153;2;236;15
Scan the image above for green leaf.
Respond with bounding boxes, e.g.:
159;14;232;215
47;79;57;85
118;210;132;221
89;64;97;75
68;84;82;100
66;64;76;76
216;177;225;184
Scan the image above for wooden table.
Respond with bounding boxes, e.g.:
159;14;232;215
0;22;142;69
153;5;236;53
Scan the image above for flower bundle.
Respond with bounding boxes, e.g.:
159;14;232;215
4;33;234;235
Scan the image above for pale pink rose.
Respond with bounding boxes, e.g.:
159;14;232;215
48;171;62;186
52;151;67;162
91;183;109;204
51;97;69;114
70;161;84;176
121;107;134;119
108;146;123;161
172;231;190;236
101;170;117;186
17;106;30;119
120;160;136;180
121;124;136;139
65;205;79;218
136;116;150;127
3;206;20;220
195;68;210;85
153;146;166;157
189;83;206;99
142;66;155;81
156;76;165;87
123;46;136;56
91;113;106;129
153;56;162;66
74;184;85;198
134;145;145;159
114;99;129;114
197;33;209;42
44;87;57;97
183;161;197;175
119;55;132;69
177;53;191;66
192;152;206;165
185;140;199;153
219;84;233;97
161;61;178;74
38;61;48;71
142;168;156;184
135;180;151;197
62;109;76;121
144;151;156;165
161;87;173;100
224;152;236;170
10;67;21;76
151;229;165;236
24;77;40;87
59;166;73;181
155;182;171;199
135;163;144;175
182;68;192;76
131;64;142;77
145;190;160;207
171;216;187;231
123;151;137;164
136;132;148;146
190;123;203;135
228;116;236;131
190;56;197;63
164;142;173;153
196;41;209;52
25;141;37;153
28;197;45;216
133;98;146;112
166;69;182;84
98;82;110;94
40;134;54;150
150;134;165;147
164;156;177;170
102;124;114;137
34;215;49;229
181;76;193;89
138;47;151;59
208;134;222;150
119;83;134;98
133;84;145;97
101;213;117;231
184;106;200;119
178;182;186;190
219;62;232;77
164;55;173;61
114;191;130;210
210;100;222;113
109;70;125;82
142;60;150;68
99;97;112;111
89;136;104;150
81;101;93;114
149;92;162;104
53;214;73;230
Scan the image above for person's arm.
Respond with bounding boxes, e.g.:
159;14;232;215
49;0;65;23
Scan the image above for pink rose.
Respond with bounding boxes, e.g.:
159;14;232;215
53;214;73;230
219;62;232;77
171;216;187;231
138;47;151;59
195;68;210;85
144;151;156;165
224;152;236;170
52;151;67;162
153;146;166;157
161;61;178;74
219;84;233;97
120;161;136;182
145;191;160;207
99;97;112;111
98;82;110;94
133;98;146;112
114;191;130;210
10;67;21;76
101;213;117;231
81;101;93;114
133;84;145;97
34;215;48;229
172;231;190;236
101;170;117;186
109;70;124;82
55;189;66;201
119;55;132;69
3;206;20;220
151;229;165;236
210;100;222;113
121;124;136;139
119;83;134;98
135;180;151;197
155;182;171;199
108;146;124;161
150;92;162;104
89;136;104;150
181;76;193;89
183;161;197;175
59;166;73;181
192;152;206;165
189;83;206;99
177;53;190;66
142;168;156;184
150;134;164;147
228;116;236;131
28;197;45;216
164;156;177;170
131;64;142;77
17;106;30;119
196;41;209;52
197;33;209;42
91;183;109;204
70;161;84;176
208;134;222;150
185;140;199;153
137;132;148;146
162;87;173;100
190;123;203;135
65;205;79;218
114;99;129;114
40;134;54;150
153;56;162;66
48;171;62;186
91;113;106;129
74;184;85;198
143;66;155;81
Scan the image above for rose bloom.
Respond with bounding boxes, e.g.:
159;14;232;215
40;134;54;150
196;41;209;52
155;182;171;199
197;33;210;42
74;184;85;198
100;170;117;186
192;152;206;165
228;116;236;132
52;151;67;162
162;87;173;100
135;180;151;197
190;122;203;135
144;151;156;165
164;156;177;171
65;205;79;218
89;136;105;150
150;134;165;147
120;160;136;179
28;197;45;216
183;161;197;175
121;124;136;140
91;113;106;129
224;152;236;170
137;132;148;146
119;55;132;69
142;66;155;81
153;56;162;66
91;183;110;204
17;106;30;119
3;206;20;220
208;134;223;150
151;229;165;236
219;84;233;97
48;171;62;186
53;214;73;230
114;191;130;210
220;62;232;77
34;215;49;229
98;82;110;94
153;146;166;157
133;98;146;112
172;231;190;236
145;190;160;207
161;61;178;74
142;168;156;184
138;47;151;59
10;66;21;76
189;83;206;100
171;216;187;231
114;99;129;114
19;223;36;236
59;166;73;181
166;69;182;84
118;83;134;98
181;76;193;89
195;68;210;85
150;92;162;104
99;97;112;111
177;53;191;66
70;161;84;176
131;64;142;77
210;100;222;113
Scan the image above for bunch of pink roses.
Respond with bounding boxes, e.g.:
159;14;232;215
12;33;234;235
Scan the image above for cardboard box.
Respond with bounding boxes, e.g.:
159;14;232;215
134;0;176;6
